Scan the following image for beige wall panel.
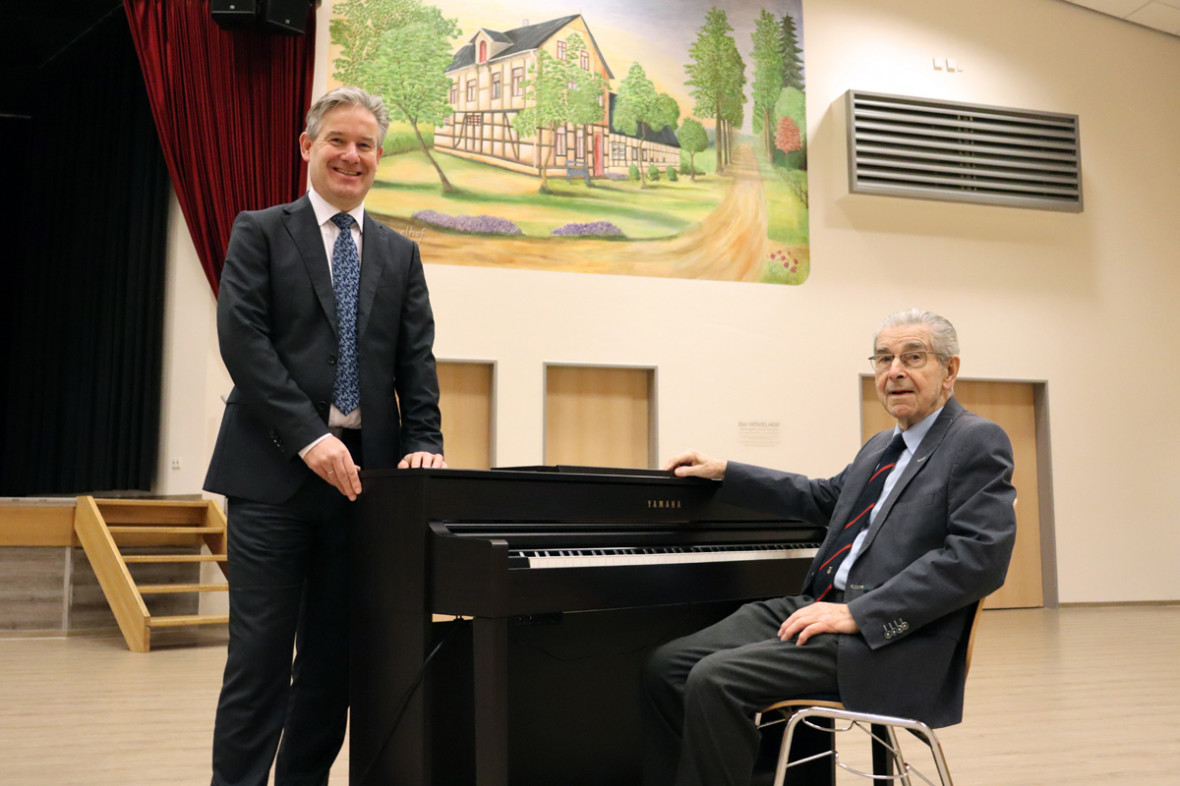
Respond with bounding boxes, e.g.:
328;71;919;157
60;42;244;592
545;366;652;469
861;378;1043;608
437;361;494;470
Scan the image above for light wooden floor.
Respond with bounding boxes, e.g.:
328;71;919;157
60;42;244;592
1;605;1177;785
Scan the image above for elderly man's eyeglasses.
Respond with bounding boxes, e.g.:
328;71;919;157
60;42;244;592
869;350;937;373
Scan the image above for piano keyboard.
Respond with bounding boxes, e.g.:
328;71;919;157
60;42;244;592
511;543;820;569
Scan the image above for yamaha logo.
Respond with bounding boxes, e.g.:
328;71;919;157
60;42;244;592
647;499;682;509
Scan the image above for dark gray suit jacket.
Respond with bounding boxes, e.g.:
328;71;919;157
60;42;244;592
721;397;1016;727
204;194;443;503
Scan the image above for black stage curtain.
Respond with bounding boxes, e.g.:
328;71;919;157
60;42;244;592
0;9;168;495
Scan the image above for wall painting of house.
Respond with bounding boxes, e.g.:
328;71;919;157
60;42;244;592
329;0;808;284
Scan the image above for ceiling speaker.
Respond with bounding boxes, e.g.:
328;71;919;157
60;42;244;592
259;0;310;35
210;0;258;30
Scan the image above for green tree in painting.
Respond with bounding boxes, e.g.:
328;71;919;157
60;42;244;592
685;8;746;173
781;12;805;92
331;0;459;192
657;93;681;135
750;9;785;161
677;118;708;182
613;62;679;188
512;50;570;193
565;33;609;186
717;56;746;171
512;33;606;193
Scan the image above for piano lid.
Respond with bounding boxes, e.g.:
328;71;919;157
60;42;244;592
494;465;675;478
357;466;787;526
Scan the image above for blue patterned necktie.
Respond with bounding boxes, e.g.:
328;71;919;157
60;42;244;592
807;432;908;601
330;212;360;415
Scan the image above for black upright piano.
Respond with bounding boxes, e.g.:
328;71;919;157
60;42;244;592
349;467;825;786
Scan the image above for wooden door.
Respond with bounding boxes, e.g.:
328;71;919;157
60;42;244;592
860;378;1044;608
437;361;494;469
545;365;653;469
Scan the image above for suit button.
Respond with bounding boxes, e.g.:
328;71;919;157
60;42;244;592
328;356;337;365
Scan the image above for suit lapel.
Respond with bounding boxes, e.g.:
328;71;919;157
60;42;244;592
808;432;893;566
283;196;338;337
830;435;890;527
356;213;387;340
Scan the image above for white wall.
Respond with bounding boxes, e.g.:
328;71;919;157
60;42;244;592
155;191;232;610
156;189;231;498
159;0;1180;604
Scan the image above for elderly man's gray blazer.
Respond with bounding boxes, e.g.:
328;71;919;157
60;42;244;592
720;397;1016;727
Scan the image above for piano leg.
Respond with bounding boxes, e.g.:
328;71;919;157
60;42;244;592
433;603;822;786
349;608;433;786
473;617;510;786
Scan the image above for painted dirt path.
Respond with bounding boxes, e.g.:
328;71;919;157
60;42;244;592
379;144;776;282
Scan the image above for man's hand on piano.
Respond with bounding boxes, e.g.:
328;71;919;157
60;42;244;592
663;450;728;479
398;452;448;469
305;435;363;501
778;602;859;646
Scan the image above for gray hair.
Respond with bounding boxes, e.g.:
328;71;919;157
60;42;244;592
874;309;960;360
304;85;390;145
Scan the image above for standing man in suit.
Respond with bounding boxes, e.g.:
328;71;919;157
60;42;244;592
204;85;445;786
645;309;1016;786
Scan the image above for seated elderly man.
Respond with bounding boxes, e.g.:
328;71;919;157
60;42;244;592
643;308;1017;786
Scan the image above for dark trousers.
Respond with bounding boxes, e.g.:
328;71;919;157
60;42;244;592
642;595;841;786
211;477;353;786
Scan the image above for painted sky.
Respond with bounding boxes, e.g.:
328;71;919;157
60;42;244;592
429;0;804;134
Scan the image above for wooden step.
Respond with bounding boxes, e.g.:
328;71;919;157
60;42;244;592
74;496;230;651
106;526;222;548
123;554;228;564
150;613;229;629
107;526;223;535
137;583;229;595
94;499;217;525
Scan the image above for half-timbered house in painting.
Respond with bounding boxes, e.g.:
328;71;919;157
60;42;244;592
434;14;680;179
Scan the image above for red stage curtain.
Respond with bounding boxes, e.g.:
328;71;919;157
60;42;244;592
123;0;316;295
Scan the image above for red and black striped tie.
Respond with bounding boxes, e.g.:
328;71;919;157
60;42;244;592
807;432;908;601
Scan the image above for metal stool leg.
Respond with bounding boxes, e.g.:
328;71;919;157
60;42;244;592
881;723;914;786
773;711;830;786
771;706;953;786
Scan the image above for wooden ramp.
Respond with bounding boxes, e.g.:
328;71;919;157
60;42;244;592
73;497;229;652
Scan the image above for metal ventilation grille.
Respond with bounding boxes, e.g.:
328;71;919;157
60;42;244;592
847;90;1082;212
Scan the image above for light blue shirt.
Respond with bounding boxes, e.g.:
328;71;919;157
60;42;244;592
834;407;943;591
